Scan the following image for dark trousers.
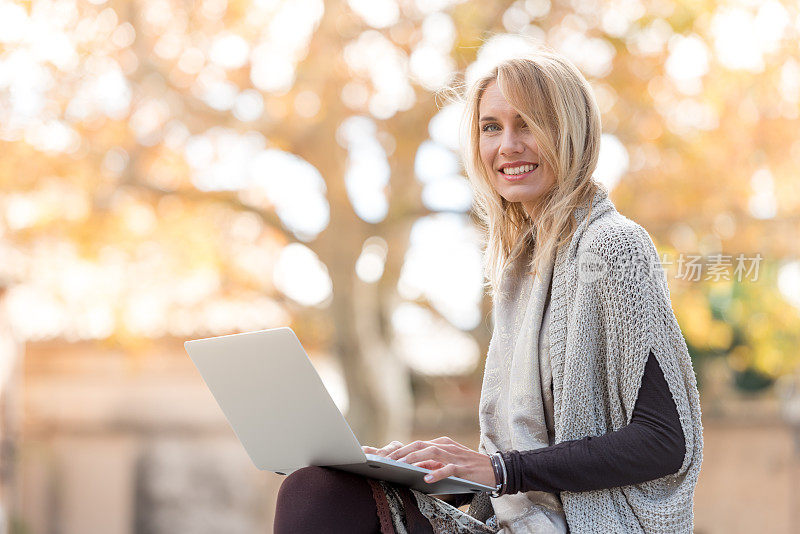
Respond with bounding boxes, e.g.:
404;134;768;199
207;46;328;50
273;466;435;534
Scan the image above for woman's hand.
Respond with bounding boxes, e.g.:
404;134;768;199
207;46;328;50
386;436;496;487
361;440;406;458
363;440;448;472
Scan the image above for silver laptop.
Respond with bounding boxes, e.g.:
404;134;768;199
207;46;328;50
184;327;495;495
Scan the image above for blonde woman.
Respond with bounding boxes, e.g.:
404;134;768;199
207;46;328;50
274;49;703;534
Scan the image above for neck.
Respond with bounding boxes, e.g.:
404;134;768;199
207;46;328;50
522;199;544;221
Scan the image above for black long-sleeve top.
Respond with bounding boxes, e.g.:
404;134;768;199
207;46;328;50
498;349;685;495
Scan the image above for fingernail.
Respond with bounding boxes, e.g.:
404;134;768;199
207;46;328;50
424;475;432;481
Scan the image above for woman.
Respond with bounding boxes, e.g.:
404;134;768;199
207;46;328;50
274;49;703;534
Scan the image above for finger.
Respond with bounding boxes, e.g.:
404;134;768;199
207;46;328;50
388;440;428;460
362;446;379;454
424;464;459;484
376;441;404;457
413;460;446;470
398;442;462;463
400;446;451;466
430;437;470;450
390;440;450;461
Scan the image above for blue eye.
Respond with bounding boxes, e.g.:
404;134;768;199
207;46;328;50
482;123;499;132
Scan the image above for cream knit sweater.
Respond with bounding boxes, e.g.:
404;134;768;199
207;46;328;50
530;185;704;533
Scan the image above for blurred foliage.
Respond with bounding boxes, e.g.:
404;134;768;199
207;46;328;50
672;260;800;388
1;0;799;402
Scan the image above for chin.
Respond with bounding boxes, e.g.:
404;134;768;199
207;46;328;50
498;189;541;205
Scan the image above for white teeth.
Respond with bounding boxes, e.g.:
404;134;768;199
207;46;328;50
501;164;537;175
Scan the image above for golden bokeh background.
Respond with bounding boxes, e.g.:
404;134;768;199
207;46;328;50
1;0;799;532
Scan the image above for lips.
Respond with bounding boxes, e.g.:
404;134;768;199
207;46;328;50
497;163;538;182
498;161;538;172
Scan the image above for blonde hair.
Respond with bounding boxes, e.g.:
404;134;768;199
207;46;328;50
459;48;603;297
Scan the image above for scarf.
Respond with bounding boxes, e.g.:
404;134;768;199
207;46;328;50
478;229;568;533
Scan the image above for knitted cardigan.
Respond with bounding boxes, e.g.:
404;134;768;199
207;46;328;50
541;185;703;533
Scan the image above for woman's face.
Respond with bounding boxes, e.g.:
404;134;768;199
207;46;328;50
478;81;555;217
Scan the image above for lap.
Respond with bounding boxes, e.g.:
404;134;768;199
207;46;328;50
376;481;499;534
275;467;380;533
275;467;498;534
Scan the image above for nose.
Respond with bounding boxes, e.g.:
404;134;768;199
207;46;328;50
498;128;524;156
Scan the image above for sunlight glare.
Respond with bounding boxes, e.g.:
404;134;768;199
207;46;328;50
665;34;709;95
356;237;388;283
777;261;800;311
339;116;390;223
233;89;265;122
595;134;629;191
273;243;333;307
710;4;787;72
392;302;480;376
414;140;460;184
347;0;399;29
466;34;541;85
421;176;472;212
397;214;483;330
748;167;777;220
209;33;250;70
248;148;331;240
428;103;464;152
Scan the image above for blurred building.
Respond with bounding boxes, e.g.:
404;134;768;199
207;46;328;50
14;339;283;534
8;337;800;534
1;285;22;534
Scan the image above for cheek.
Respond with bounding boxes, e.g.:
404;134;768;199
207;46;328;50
479;142;495;171
523;133;540;151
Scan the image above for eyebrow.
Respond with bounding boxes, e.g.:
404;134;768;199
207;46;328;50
479;114;523;122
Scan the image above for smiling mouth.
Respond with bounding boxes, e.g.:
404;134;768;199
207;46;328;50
498;163;538;181
499;163;539;175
